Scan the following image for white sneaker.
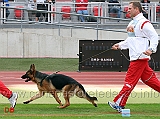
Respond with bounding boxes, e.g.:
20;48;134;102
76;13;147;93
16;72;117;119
8;92;18;108
108;101;125;113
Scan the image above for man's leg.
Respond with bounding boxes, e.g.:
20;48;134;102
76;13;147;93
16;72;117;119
6;9;10;18
108;60;148;111
82;10;88;21
0;81;18;108
109;7;116;17
0;81;12;98
77;10;84;22
141;64;160;92
117;8;121;18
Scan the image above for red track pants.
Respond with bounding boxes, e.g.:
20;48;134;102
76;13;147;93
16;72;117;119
113;59;160;107
0;81;12;98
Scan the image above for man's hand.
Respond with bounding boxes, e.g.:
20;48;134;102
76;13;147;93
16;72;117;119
112;44;119;50
143;49;152;56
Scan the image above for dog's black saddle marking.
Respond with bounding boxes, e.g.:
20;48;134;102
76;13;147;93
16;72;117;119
48;74;79;90
35;71;80;90
40;73;56;87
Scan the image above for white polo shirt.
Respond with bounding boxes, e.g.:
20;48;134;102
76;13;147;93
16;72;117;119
118;13;159;61
37;0;45;3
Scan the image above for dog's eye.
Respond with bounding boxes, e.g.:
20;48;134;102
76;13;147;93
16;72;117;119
29;70;33;75
26;70;33;75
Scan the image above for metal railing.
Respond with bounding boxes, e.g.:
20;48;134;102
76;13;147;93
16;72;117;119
0;1;160;39
1;2;160;23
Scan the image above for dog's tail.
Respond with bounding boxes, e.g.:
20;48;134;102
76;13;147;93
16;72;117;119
89;96;98;101
78;83;98;101
78;83;98;107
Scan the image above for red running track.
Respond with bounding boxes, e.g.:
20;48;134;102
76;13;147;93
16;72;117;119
1;71;160;87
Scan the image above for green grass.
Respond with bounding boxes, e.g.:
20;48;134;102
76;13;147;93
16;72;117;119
0;58;160;118
0;104;160;119
0;58;79;71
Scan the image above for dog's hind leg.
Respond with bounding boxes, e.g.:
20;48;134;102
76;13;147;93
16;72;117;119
59;93;70;109
23;91;45;104
50;90;63;106
58;85;73;109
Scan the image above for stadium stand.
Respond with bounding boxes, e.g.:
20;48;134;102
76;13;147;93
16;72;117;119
156;5;160;17
61;6;72;20
52;7;55;18
123;6;130;18
93;6;102;16
14;5;24;19
0;1;160;23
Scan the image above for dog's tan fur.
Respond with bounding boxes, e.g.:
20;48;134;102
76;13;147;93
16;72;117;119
21;64;97;108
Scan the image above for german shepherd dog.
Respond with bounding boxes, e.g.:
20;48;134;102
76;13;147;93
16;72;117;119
21;64;98;108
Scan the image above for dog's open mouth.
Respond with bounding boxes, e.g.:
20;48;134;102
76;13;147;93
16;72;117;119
24;78;31;82
21;75;31;82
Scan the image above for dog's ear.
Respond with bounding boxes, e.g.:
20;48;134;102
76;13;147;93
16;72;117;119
32;64;35;70
30;64;33;69
30;64;35;71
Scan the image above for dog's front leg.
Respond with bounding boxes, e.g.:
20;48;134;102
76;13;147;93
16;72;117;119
23;91;45;104
51;90;63;106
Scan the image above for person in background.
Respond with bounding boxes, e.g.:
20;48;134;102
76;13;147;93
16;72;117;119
0;80;18;108
141;0;150;19
36;0;48;22
44;0;52;22
28;0;36;21
75;0;88;22
1;0;10;19
108;0;121;18
108;1;160;113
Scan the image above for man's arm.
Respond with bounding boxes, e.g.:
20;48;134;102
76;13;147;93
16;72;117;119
142;22;159;54
112;40;128;50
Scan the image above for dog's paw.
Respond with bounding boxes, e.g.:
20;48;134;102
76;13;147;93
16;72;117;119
58;104;70;109
94;104;98;107
57;105;63;108
58;106;64;109
23;101;30;104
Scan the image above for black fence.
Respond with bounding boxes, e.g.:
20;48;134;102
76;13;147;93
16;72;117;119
79;40;160;71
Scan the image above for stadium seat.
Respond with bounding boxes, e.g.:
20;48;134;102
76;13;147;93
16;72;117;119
123;6;131;18
52;7;55;18
93;6;102;16
56;0;71;1
61;6;71;20
14;6;24;19
156;6;160;17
